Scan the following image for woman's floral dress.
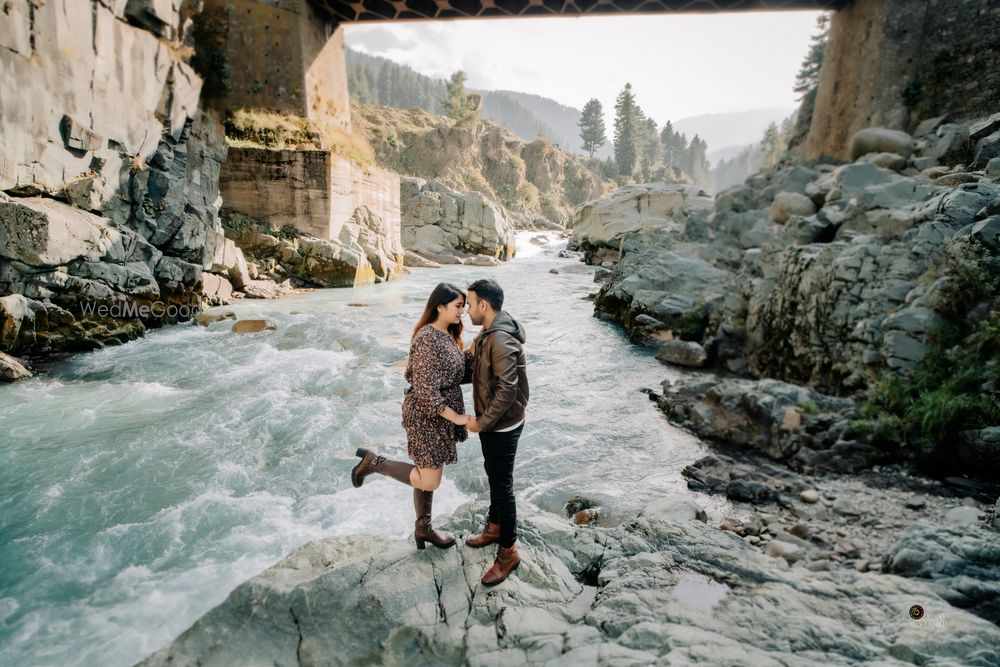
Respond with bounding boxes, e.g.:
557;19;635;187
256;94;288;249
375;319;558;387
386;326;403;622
401;324;474;468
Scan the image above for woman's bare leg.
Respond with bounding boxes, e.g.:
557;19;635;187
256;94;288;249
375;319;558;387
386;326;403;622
410;466;442;491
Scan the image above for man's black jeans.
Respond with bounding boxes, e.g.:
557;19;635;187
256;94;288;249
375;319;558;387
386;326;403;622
479;422;523;548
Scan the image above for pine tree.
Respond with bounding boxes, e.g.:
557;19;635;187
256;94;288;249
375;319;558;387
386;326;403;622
348;63;373;103
578;98;607;159
660;121;676;167
794;13;830;99
613;83;640;177
688;135;712;189
440;71;480;127
675;132;690;173
375;64;391;105
639;117;659;179
759;122;782;169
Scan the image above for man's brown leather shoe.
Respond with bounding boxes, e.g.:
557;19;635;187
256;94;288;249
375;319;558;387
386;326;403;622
481;542;520;586
465;520;500;548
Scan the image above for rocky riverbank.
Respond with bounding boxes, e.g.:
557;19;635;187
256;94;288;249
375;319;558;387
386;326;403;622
139;489;1000;666
573;118;1000;483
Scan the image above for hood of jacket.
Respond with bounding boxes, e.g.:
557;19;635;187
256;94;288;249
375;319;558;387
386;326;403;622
480;310;526;343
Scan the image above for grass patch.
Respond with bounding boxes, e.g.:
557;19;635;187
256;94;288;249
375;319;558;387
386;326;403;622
224;109;376;166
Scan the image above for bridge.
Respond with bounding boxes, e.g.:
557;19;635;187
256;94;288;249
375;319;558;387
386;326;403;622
310;0;844;23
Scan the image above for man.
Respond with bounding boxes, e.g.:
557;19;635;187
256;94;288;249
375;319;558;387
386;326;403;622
463;278;529;586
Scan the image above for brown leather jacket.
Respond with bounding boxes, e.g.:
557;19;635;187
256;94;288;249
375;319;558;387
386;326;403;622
462;310;529;432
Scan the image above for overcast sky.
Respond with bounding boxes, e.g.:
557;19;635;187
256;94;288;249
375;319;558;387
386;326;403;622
344;10;825;126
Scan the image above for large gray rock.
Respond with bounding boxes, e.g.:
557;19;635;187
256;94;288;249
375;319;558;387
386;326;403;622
594;227;733;339
659;376;862;468
769;191;817;224
401;178;516;261
0;351;31;381
883;520;1000;625
972;130;1000;168
139;501;1000;666
0;197;122;267
656;339;708;367
571;183;713;248
850;128;914;160
923;123;971;167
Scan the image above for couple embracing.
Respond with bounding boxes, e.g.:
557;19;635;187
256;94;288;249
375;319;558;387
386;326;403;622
351;278;529;586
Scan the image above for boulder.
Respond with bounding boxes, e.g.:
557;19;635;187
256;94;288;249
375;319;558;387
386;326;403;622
231;319;277;334
201;273;234;305
986;157;1000;179
594;228;733;338
401;179;516;260
571;183;712;248
0;351;32;382
0;197;121;267
883;520;1000;624
655;339;708;367
210;236;251;291
0;294;31;350
194;309;236;326
924;123;971;167
969;112;1000;142
933;172;979;187
769;191;817;223
640;495;708;523
972;130;1000;168
858;151;908;172
850;128;914;160
403;250;442;268
464;254;501;267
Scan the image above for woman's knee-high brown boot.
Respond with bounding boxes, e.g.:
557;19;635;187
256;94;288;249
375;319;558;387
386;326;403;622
413;489;456;550
351;448;415;487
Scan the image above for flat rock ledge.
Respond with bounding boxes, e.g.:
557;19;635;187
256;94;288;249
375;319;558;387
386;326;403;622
137;501;999;666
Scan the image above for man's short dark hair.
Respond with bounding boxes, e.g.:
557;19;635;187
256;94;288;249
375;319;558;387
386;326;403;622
468;279;504;311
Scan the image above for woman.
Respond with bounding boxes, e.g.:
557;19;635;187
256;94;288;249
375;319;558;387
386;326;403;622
351;282;474;549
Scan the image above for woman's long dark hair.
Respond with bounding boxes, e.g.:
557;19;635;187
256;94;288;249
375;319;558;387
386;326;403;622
412;282;466;350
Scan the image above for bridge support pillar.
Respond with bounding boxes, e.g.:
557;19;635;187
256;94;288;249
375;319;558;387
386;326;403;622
196;0;351;132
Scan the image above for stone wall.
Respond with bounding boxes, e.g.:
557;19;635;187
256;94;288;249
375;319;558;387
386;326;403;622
220;149;403;286
196;0;351;132
801;0;1000;160
221;149;400;241
330;157;401;244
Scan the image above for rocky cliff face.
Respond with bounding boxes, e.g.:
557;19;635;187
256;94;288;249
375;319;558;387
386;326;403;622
353;103;613;230
586;120;1000;479
0;1;250;359
800;0;1000;160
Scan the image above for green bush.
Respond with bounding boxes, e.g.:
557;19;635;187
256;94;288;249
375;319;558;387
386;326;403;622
861;242;1000;468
